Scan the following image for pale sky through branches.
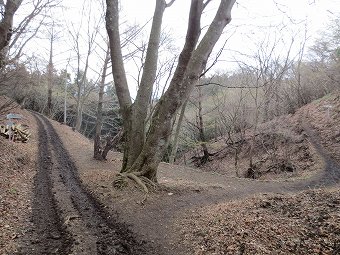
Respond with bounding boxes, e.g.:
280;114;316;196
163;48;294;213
16;0;340;98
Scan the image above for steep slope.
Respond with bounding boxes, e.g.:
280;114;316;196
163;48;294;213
179;91;340;181
0;100;37;254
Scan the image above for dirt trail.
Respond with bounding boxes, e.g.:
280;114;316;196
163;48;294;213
15;113;152;255
110;121;340;255
159;119;340;192
15;111;340;255
14;114;73;255
300;121;340;187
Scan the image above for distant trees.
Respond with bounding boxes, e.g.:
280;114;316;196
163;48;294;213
46;21;60;117
67;1;101;132
307;17;340;94
170;16;340;172
0;0;63;116
182;85;215;166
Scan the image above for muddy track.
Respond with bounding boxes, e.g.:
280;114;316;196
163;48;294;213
16;113;152;255
15;114;73;255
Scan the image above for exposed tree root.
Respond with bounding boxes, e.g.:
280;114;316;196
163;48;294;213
139;176;157;190
126;173;149;193
113;172;158;196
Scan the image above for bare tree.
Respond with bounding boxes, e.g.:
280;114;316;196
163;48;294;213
106;0;236;188
93;45;110;160
68;0;101;131
0;0;23;67
185;85;213;166
92;6;146;160
211;83;249;177
46;21;61;117
0;0;62;66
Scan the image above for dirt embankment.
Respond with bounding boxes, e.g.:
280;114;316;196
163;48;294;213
0;105;37;254
177;101;329;181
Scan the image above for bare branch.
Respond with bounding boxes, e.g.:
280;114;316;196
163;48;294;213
166;0;176;8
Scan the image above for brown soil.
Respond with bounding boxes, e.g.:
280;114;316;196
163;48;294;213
0;104;37;254
178;109;322;181
0;91;339;255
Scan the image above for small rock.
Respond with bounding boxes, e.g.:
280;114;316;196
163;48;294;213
31;238;40;244
50;233;61;240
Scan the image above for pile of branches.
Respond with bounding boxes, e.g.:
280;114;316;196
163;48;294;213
0;124;31;142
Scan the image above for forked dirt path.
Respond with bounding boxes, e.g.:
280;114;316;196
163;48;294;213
125;131;340;255
17;112;340;255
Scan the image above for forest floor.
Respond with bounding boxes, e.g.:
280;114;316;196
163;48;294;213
0;91;340;255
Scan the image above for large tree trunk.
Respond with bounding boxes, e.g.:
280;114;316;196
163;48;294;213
106;0;133;169
0;0;23;67
123;0;167;171
106;0;236;183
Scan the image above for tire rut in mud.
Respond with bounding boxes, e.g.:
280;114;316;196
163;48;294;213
40;114;151;255
15;114;73;255
17;113;152;255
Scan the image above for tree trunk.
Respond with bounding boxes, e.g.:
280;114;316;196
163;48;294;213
47;29;54;117
197;86;209;164
249;86;259;168
169;99;188;164
101;129;123;160
94;46;110;160
64;71;68;124
124;0;167;171
106;0;133;169
106;0;236;182
75;99;84;131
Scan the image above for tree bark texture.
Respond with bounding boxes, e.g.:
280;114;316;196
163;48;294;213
106;0;236;181
106;0;133;169
75;102;83;131
125;0;167;170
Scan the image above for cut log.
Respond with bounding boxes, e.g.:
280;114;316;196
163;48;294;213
0;124;31;142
